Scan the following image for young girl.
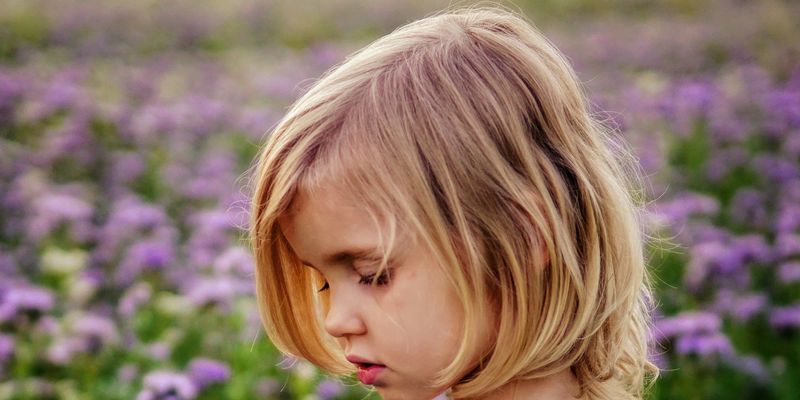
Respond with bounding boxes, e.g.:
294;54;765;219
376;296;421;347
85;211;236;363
249;5;658;400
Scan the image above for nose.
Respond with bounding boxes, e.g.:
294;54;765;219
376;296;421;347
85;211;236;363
323;285;367;338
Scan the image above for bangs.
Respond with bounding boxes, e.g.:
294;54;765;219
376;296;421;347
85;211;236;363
292;66;437;267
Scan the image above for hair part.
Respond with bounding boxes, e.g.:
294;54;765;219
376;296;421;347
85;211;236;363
249;4;659;399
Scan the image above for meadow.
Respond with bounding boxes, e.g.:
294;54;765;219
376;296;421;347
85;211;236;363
0;0;798;399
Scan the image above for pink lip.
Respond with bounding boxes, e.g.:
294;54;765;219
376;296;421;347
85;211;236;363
356;364;386;385
345;355;386;385
345;355;378;364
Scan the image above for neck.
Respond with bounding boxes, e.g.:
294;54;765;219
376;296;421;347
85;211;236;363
456;368;581;400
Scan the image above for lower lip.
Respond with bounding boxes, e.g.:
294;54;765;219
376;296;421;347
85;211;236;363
357;365;386;385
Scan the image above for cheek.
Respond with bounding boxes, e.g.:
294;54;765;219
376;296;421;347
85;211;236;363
402;290;465;358
382;282;456;334
434;298;467;356
387;274;460;330
380;265;467;355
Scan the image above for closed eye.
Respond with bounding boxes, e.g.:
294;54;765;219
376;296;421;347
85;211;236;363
315;269;393;293
357;269;392;286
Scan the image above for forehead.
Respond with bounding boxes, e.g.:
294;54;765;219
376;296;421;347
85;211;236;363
277;180;426;268
278;183;387;251
279;182;370;227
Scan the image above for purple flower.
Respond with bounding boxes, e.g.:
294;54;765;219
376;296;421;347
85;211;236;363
653;311;721;342
184;209;237;268
725;354;769;382
774;233;800;259
763;88;800;136
72;313;119;351
777;261;800;284
118;282;153;317
93;196;177;266
690;223;731;244
180;151;236;201
728;187;768;229
187;358;231;389
26;192;94;243
147;342;171;361
45;313;119;364
47;337;85;365
711;290;767;322
124;68;158;103
136;370;198;400
685;241;742;290
0;70;26;123
179;95;229;139
708;106;749;145
257;74;299;100
38;115;97;167
42;76;84;112
188;209;236;232
213;246;254;276
705;148;748;183
779;179;800;207
676;81;717;115
753;154;799;184
733;234;773;265
236;107;279;140
33;316;59;335
0;285;55;323
769;304;800;329
0;253;15;278
0;334;14;363
184;277;239;310
118;363;140;383
309;42;340;68
21;71;88;122
775;204;800;233
115;239;175;286
109;151;146;186
106;196;168;231
316;378;344;399
783;131;800;158
683;233;770;290
652;192;719;223
675;333;733;357
128;103;178;146
659;80;719;136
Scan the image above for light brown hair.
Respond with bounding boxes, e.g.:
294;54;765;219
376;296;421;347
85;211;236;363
249;5;659;399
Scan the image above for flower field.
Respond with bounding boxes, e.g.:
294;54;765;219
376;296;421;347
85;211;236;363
0;0;798;399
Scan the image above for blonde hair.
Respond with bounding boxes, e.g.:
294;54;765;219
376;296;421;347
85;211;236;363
249;5;659;399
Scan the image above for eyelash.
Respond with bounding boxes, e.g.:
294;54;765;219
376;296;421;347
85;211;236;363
317;270;392;292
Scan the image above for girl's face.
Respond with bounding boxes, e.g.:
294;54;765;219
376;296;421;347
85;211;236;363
278;183;495;400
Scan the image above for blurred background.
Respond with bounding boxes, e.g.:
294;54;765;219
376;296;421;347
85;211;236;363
0;0;798;399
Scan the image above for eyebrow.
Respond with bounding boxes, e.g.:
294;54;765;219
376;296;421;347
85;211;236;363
300;247;386;270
